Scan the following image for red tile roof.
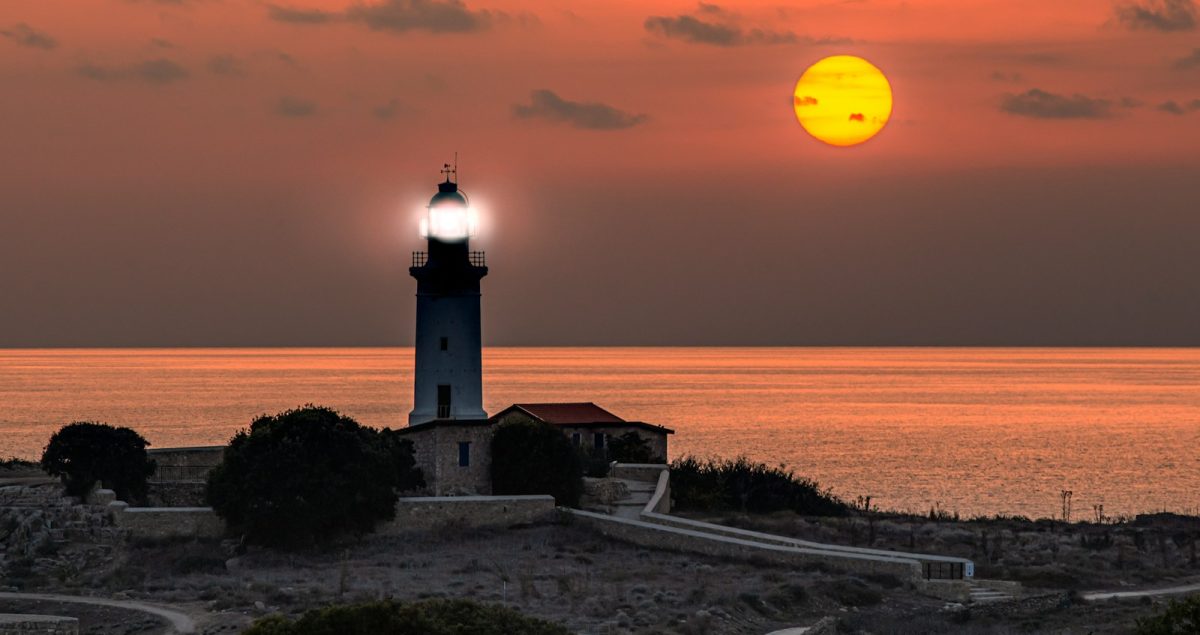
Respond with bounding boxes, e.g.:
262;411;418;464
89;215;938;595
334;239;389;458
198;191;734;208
508;402;625;424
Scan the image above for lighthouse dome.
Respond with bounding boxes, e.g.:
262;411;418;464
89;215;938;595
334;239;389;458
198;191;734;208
429;180;468;207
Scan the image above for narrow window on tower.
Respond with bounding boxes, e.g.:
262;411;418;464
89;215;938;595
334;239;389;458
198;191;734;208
571;432;581;446
458;442;470;467
594;432;606;451
440;337;448;351
437;384;451;419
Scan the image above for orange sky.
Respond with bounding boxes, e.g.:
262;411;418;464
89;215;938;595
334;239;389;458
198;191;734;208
1;0;1199;345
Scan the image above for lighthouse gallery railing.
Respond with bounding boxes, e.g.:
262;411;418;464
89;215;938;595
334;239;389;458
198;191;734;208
411;251;486;267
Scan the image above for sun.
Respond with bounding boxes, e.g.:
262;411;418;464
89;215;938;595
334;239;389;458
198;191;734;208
793;55;893;147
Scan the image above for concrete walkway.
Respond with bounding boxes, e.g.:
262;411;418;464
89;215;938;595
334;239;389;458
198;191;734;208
0;592;196;634
1082;582;1200;602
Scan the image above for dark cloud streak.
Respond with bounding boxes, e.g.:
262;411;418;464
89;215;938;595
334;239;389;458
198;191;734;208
644;14;797;46
77;58;189;85
268;0;495;33
275;96;318;118
1;23;58;50
513;90;646;130
1114;0;1196;31
1000;89;1114;119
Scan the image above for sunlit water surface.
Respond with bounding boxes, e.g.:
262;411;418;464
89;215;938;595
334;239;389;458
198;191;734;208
2;348;1198;519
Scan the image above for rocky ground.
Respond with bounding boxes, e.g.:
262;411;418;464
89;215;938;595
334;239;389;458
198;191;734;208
2;475;1196;634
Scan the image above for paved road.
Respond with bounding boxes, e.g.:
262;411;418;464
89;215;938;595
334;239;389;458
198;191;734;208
0;592;196;634
1082;582;1200;602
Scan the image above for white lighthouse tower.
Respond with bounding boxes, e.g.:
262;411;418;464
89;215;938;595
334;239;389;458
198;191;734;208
408;164;488;425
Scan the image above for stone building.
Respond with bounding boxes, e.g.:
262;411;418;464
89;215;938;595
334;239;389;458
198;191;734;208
397;403;673;496
491;403;673;461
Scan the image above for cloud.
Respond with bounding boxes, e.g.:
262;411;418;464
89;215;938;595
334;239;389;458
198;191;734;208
208;55;244;77
1114;0;1196;31
1000;89;1115;119
644;14;797;46
848;113;865;122
0;23;58;50
276;96;317;117
795;96;818;107
267;5;337;24
372;99;411;119
1156;99;1200;114
268;0;495;33
990;71;1024;83
1173;47;1200;69
78;58;189;85
513;89;647;130
347;0;494;33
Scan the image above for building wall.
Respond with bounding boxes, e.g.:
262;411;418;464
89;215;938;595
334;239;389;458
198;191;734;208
403;424;494;496
558;425;668;462
490;411;669;461
411;293;486;425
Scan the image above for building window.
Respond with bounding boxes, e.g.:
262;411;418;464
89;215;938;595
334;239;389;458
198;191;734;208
440;337;448;351
571;432;581;446
437;384;451;418
593;432;606;450
458;442;471;467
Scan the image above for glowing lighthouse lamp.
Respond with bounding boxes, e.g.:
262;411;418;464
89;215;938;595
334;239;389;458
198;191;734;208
408;163;489;425
419;187;479;241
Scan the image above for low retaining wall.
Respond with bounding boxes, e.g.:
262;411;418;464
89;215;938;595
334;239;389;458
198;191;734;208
0;614;79;635
112;506;224;540
609;464;667;483
385;496;556;532
569;509;924;581
106;494;556;540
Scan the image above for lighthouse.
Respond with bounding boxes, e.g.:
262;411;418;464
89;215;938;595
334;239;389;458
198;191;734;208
408;164;488;425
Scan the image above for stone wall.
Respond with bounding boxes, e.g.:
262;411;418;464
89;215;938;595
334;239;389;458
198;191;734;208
107;496;555;540
0;615;79;635
111;507;224;540
610;464;667;483
146;481;207;507
401;423;494;496
384;495;555;532
569;509;924;580
147;446;223;481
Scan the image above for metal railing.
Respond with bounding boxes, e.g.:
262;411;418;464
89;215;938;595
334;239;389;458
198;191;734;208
923;561;966;580
411;251;486;267
437;405;451;418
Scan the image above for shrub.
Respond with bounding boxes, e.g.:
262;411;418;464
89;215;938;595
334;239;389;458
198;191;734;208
1135;595;1200;634
40;422;156;503
607;431;662;464
669;455;848;516
242;599;571;635
205;406;423;549
491;418;584;507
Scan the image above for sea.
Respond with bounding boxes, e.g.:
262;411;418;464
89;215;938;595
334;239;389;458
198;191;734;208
1;347;1197;521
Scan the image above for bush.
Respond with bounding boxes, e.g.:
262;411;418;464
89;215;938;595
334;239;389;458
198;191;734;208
1136;595;1200;634
669;455;848;516
242;599;571;635
40;422;156;503
205;406;423;549
607;431;662;464
491;418;584;507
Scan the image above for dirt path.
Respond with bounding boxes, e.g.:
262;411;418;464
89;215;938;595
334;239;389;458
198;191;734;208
1082;582;1200;602
0;592;197;634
